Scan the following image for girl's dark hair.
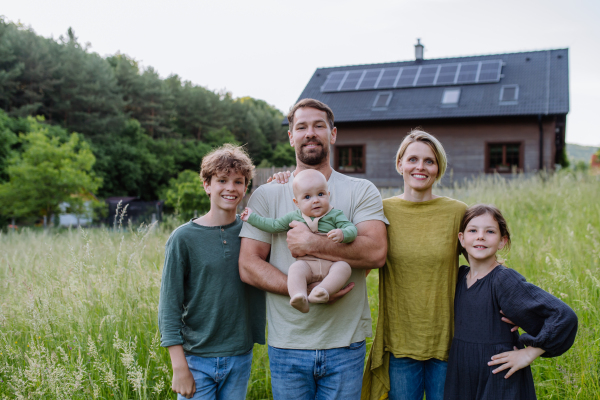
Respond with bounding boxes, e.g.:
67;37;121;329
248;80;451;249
459;204;511;261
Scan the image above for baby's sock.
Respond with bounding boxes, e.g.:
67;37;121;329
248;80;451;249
308;287;330;303
290;293;309;313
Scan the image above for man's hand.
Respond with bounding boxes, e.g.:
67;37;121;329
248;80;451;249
172;365;196;398
266;170;292;184
240;207;252;222
327;229;344;243
308;282;355;304
500;310;519;332
286;220;315;257
488;346;545;378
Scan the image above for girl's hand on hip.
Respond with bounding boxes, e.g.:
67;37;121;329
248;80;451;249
489;346;545;378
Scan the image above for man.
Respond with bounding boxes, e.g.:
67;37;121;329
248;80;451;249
239;98;388;399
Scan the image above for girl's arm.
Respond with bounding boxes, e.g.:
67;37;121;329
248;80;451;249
494;267;578;356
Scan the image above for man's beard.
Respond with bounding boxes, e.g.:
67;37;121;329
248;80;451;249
297;143;328;166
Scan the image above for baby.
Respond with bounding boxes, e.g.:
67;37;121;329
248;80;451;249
241;169;357;313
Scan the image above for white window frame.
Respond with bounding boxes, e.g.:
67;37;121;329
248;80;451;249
373;92;393;110
441;88;461;107
499;84;519;104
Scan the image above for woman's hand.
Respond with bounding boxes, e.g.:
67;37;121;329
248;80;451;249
488;346;545;378
327;229;344;243
266;170;292;184
240;207;252;222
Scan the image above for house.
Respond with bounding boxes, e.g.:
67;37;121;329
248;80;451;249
290;41;569;186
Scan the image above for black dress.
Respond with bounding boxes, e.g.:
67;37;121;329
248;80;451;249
444;265;578;400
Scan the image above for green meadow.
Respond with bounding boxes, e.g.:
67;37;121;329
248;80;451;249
1;171;599;399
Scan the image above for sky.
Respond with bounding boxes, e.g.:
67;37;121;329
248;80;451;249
3;0;599;146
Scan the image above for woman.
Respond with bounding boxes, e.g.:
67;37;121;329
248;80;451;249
361;130;467;400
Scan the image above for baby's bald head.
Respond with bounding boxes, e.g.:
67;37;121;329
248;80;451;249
293;169;328;198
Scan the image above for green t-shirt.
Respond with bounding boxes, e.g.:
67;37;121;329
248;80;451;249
362;196;467;400
158;217;266;357
247;208;358;244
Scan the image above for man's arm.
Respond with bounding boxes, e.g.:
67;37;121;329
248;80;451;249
238;237;356;301
238;237;289;295
286;219;387;269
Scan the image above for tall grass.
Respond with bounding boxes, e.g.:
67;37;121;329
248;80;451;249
1;172;598;399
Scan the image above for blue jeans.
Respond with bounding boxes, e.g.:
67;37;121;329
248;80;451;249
268;340;366;400
388;356;447;400
178;349;253;400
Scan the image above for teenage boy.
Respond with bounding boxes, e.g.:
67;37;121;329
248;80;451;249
239;99;388;399
158;144;265;400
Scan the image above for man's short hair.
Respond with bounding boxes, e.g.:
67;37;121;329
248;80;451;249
287;98;335;130
200;144;255;186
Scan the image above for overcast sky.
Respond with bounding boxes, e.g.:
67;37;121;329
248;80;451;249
3;0;599;146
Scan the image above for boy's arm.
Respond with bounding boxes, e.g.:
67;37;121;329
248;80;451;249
247;211;295;234
158;237;195;397
168;345;196;398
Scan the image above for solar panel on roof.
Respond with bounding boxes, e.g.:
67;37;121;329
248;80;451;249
358;69;382;90
478;60;502;82
456;63;479;84
321;71;346;92
377;68;401;89
395;67;419;87
435;64;459;85
320;60;503;92
339;70;364;91
416;65;439;86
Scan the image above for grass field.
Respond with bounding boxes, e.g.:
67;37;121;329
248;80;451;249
1;171;599;399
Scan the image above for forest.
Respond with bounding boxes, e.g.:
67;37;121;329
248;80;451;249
0;18;295;225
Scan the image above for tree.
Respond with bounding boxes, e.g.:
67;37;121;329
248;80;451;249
0;118;102;220
162;169;210;220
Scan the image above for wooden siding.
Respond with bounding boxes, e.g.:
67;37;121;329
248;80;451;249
332;116;559;187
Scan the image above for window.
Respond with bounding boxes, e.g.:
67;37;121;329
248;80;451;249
441;88;461;106
373;92;392;109
487;143;522;173
500;85;519;104
335;145;365;173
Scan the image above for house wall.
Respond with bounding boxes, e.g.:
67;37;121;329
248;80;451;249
333;116;559;188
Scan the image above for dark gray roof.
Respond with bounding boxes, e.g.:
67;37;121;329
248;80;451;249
290;49;569;124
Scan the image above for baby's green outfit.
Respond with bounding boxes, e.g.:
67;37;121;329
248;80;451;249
247;208;357;312
247;208;357;242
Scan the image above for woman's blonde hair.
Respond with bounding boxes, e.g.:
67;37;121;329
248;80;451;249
395;129;447;183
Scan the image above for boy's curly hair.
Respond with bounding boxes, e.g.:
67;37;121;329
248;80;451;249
200;144;255;186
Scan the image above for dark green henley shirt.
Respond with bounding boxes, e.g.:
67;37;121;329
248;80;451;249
158;217;265;357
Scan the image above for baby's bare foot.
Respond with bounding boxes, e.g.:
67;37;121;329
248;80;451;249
290;294;309;313
308;287;329;303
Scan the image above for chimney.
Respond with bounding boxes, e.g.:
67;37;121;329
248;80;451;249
415;39;424;61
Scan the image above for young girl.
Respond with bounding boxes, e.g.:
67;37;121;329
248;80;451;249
444;204;578;400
